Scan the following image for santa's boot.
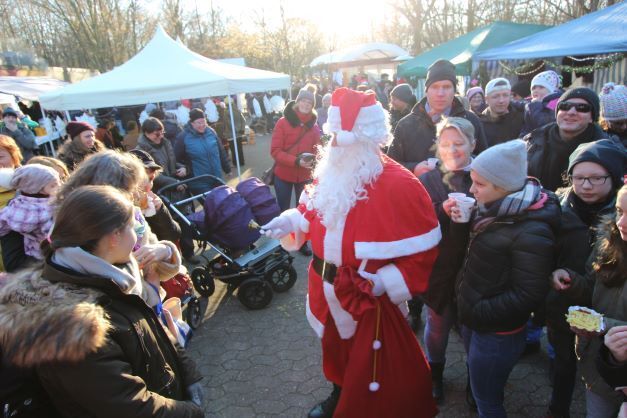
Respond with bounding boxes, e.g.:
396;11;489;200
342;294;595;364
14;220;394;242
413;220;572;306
430;362;445;404
307;384;341;418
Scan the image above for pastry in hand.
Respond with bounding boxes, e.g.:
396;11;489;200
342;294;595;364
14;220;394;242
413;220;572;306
565;306;604;332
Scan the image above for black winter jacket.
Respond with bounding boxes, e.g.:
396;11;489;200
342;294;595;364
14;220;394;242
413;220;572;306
0;262;204;418
524;122;609;192
456;192;561;333
419;167;472;314
545;188;616;333
479;105;524;147
388;97;488;172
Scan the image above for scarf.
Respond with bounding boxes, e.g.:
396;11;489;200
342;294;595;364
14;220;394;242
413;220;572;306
295;109;313;124
473;178;544;232
568;190;616;228
52;246;143;297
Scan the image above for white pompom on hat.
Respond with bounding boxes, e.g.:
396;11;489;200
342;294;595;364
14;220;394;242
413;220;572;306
325;87;390;147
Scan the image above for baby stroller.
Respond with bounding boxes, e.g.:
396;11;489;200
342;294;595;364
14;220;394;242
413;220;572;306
160;268;204;331
158;175;297;310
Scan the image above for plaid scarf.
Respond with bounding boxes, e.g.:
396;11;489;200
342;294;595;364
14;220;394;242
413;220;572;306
472;178;544;232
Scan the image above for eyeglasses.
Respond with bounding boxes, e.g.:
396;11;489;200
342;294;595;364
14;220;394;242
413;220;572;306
557;102;592;113
150;130;164;137
569;175;611;186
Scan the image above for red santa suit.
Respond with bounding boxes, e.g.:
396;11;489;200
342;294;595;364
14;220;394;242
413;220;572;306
280;155;440;418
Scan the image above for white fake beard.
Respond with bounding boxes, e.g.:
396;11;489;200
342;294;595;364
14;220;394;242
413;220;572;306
309;141;383;230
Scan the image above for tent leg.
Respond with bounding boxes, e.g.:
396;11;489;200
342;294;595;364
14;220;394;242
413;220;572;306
227;95;242;181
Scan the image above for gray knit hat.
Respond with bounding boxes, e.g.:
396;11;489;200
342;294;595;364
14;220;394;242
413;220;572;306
390;84;415;105
471;139;528;192
10;164;60;194
296;89;315;104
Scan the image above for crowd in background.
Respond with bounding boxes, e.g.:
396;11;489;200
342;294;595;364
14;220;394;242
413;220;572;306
0;57;625;418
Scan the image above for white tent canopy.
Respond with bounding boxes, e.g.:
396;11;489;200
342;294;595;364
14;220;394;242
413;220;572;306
310;43;409;67
39;27;290;111
0;76;67;102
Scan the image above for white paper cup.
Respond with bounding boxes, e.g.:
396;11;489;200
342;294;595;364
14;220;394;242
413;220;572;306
427;158;439;169
453;196;475;223
448;192;466;200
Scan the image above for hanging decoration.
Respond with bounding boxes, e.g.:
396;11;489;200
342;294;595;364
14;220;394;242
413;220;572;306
499;53;625;76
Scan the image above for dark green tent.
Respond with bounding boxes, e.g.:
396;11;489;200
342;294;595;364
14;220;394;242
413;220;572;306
398;22;550;78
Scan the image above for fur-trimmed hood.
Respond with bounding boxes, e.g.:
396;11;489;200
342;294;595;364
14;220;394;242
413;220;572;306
0;268;111;368
57;137;105;170
283;100;318;129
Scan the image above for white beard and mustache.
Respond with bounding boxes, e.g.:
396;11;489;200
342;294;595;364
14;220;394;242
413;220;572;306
308;140;384;230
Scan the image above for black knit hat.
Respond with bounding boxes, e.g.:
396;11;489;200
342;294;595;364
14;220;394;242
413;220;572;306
557;87;600;122
568;139;626;188
188;108;205;122
511;79;531;98
425;59;457;90
390;84;415;105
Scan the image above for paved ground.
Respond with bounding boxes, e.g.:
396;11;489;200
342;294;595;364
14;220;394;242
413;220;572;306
185;133;586;417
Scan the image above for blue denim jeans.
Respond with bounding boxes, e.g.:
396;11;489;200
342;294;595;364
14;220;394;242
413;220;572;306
585;389;622;418
274;176;308;212
462;326;526;418
424;304;455;364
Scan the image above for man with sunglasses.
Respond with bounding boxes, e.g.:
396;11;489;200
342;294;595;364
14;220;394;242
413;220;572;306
525;88;613;191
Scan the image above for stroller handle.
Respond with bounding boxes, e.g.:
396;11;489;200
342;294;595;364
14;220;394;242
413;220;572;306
157;174;226;196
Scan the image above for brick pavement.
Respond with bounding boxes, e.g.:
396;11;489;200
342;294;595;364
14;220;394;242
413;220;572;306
186;133;586;417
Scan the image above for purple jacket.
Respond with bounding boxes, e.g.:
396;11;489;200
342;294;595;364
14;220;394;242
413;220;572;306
0;195;54;259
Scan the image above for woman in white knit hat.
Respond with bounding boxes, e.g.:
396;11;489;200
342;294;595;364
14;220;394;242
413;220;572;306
455;139;561;416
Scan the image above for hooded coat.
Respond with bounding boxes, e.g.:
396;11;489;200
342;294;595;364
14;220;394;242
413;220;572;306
0;262;204;418
57;137;105;172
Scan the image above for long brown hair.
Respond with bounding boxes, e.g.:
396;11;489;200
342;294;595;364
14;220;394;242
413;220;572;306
592;185;627;287
42;185;134;257
56;150;146;204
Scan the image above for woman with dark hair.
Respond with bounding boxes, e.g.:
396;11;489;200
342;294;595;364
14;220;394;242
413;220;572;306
545;139;626;418
553;184;627;418
135;117;186;194
57;121;105;171
0;185;204;417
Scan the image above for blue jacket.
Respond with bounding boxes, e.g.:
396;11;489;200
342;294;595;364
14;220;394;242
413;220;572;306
520;90;563;137
175;123;230;192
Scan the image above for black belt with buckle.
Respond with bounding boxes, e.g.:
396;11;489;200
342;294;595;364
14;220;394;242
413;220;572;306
312;254;338;284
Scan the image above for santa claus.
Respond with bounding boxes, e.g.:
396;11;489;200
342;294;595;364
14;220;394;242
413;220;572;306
262;87;440;418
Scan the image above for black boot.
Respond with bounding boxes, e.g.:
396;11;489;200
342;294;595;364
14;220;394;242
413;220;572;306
430;362;445;404
299;242;312;257
308;384;341;418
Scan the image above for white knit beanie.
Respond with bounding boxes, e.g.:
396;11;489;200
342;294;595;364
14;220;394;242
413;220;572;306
471;139;527;192
600;82;627;121
531;71;560;94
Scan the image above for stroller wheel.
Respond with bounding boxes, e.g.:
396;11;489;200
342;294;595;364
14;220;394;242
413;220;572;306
237;278;273;310
186;298;203;329
191;267;215;298
265;264;297;293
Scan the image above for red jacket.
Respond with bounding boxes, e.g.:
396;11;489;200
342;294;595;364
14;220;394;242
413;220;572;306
271;101;321;183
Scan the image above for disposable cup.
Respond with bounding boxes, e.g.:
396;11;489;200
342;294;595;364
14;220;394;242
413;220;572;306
427;158;439;169
448;192;466;200
453;196;475;223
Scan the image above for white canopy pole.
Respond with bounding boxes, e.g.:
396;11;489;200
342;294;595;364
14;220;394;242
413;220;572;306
227;95;242;181
38;103;56;157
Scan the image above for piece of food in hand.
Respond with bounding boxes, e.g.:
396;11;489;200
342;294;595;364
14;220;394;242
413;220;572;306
248;220;261;230
565;306;604;332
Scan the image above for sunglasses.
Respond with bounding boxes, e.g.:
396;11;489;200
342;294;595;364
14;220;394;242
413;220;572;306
557;102;592;113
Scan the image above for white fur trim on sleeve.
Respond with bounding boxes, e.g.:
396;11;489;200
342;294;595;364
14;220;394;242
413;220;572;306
336;130;357;147
377;263;412;304
354;225;441;260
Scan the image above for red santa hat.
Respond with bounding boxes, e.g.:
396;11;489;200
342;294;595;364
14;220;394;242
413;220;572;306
325;87;390;147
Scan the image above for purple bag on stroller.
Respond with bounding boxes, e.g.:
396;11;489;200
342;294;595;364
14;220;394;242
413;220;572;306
189;185;260;250
236;177;281;225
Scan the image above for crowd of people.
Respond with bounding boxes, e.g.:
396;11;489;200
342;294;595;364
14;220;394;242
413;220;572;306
267;59;626;418
0;56;624;418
